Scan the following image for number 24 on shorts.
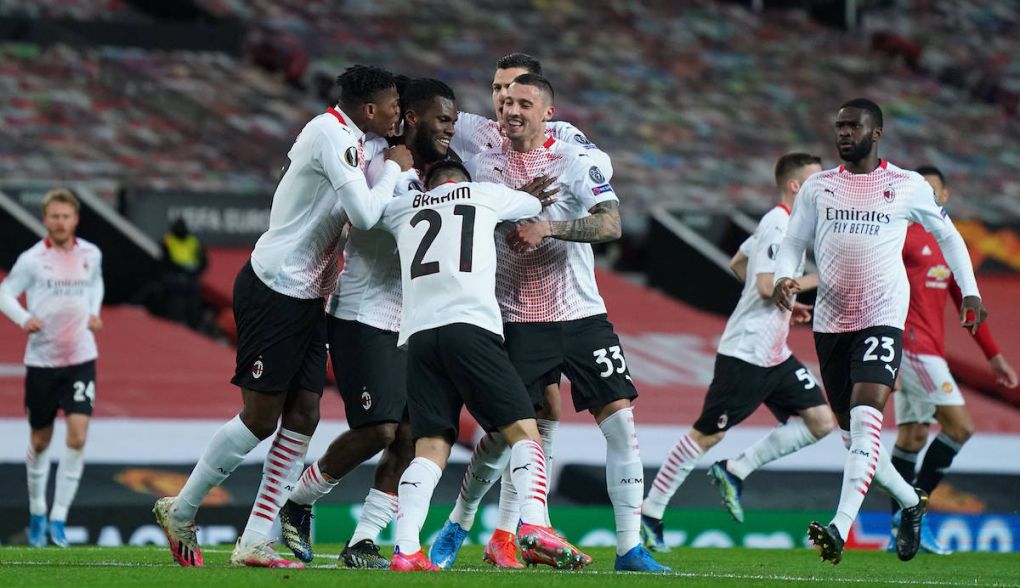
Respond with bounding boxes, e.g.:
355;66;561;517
73;380;96;406
593;345;627;378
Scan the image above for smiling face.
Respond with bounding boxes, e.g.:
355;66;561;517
502;82;554;144
491;66;530;125
408;96;458;162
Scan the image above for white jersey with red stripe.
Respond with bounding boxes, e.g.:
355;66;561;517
377;181;542;347
774;160;979;334
468;136;618;323
250;107;400;300
0;238;103;368
717;205;804;367
328;144;423;333
452;111;613;174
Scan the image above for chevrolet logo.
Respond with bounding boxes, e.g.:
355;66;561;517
926;265;951;281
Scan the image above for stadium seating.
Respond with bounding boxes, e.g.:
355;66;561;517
2;1;1019;229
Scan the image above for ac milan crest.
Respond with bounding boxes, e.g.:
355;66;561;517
883;188;896;203
252;359;264;379
717;413;729;429
361;389;372;411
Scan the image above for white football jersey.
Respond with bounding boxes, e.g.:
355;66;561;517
378;181;542;347
0;238;103;367
250;107;401;300
774;160;979;333
452;111;613;173
468;137;618;322
717;206;804;367
328;148;424;332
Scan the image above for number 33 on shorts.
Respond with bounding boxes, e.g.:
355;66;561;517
593;345;628;378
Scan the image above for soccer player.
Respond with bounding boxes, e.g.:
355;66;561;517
153;65;413;568
450;74;668;573
431;55;614;570
0;189;103;549
639;153;836;551
887;165;1018;553
377;160;588;572
278;78;460;568
771;98;986;565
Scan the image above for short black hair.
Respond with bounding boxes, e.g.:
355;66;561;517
774;153;822;187
336;65;396;108
401;78;456;118
840;98;884;127
425;160;471;188
916;165;946;186
495;52;542;75
510;72;554;103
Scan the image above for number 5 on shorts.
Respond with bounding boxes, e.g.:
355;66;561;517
795;368;817;389
593;345;627;378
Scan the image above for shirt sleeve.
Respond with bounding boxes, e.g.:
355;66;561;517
0;252;33;327
318;133;399;230
89;249;104;316
752;213;784;276
493;184;543;221
547;121;614;178
567;154;618;212
452;112;494;160
774;180;817;283
904;177;980;298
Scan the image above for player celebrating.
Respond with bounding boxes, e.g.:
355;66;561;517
0;189;103;549
444;74;668;573
278;78;459;568
640;154;835;551
771;99;986;565
433;53;611;569
153;65;412;568
377;160;587;572
887;165;1018;553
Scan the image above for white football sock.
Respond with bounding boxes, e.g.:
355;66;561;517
600;407;643;556
26;445;51;517
642;431;702;520
289;461;338;506
350;488;398;545
172;415;261;524
240;428;311;547
394;457;442;555
726;418;820;480
509;440;548;526
536;419;558;525
495;466;520;534
831;406;883;540
449;432;510;530
49;448;84;522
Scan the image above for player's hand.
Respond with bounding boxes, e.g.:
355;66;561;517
507;221;551;253
790;302;813;325
960;295;988;334
384;145;414;171
518;174;560;207
771;278;800;312
88;315;103;332
22;317;43;333
989;354;1019;389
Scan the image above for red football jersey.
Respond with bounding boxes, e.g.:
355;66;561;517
902;223;999;358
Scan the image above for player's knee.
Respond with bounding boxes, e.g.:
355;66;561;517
802;410;836;439
943;423;974;445
66;435;86;451
365;422;398;450
30;439;50;454
691;428;724;451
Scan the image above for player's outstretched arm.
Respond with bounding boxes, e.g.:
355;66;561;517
729;250;748;282
548;200;622;243
989;354;1020;389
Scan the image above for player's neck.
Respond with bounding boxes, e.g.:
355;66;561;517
842;155;881;174
47;236;75;251
509;132;547;153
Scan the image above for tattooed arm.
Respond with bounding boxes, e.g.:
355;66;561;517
507;201;622;252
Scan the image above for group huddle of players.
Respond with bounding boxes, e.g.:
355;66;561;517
131;51;1010;572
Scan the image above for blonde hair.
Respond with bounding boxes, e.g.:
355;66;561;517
41;188;80;215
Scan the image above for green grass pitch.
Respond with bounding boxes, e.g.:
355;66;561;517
2;544;1018;587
